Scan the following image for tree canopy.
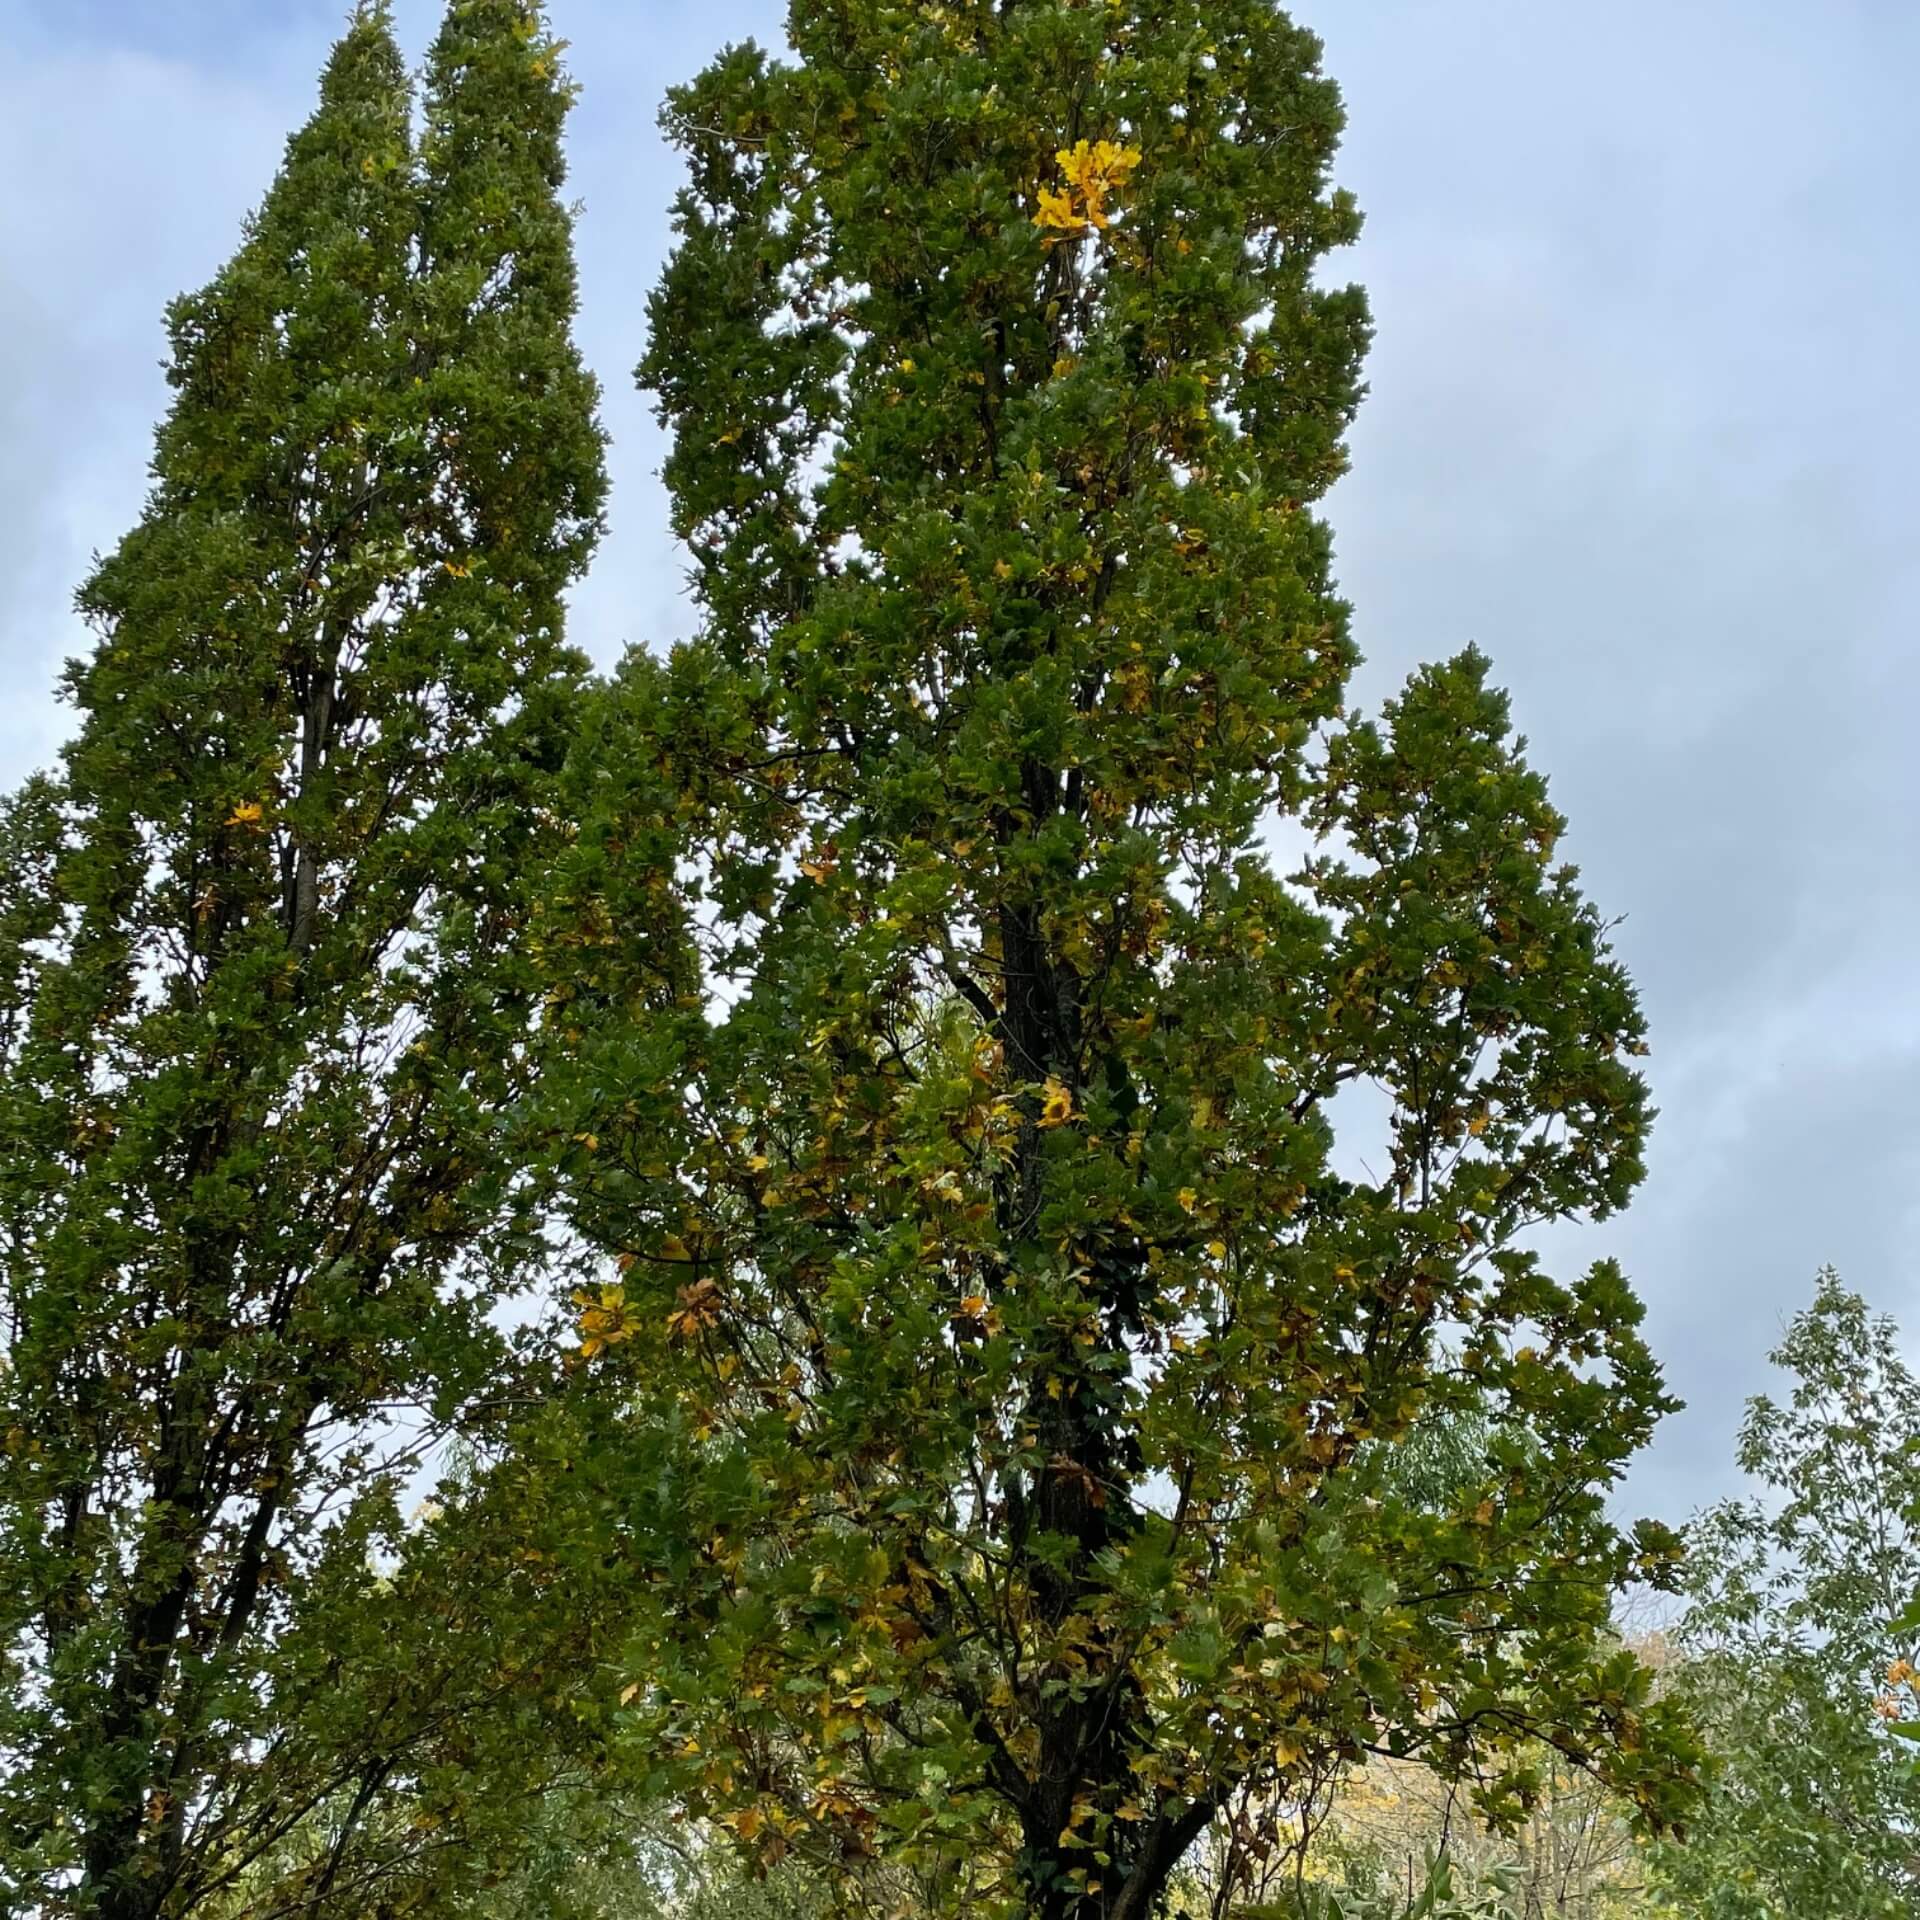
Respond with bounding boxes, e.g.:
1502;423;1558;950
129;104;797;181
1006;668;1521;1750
1646;1272;1920;1916
0;3;1775;1917
0;5;603;1913
535;3;1702;1916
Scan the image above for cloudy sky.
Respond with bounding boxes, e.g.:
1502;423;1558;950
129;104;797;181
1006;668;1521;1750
4;0;1916;1525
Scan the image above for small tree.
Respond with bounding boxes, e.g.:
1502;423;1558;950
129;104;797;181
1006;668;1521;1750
0;5;603;1914
551;3;1699;1917
174;1425;686;1920
1648;1271;1920;1917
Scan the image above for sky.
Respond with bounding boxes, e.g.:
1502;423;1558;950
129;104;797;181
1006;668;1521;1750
3;0;1917;1528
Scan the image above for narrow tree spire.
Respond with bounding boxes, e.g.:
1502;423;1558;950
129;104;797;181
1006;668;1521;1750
62;3;414;958
417;0;606;596
0;3;605;1913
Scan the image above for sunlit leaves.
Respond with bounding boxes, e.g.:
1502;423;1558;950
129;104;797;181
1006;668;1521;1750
1033;139;1143;238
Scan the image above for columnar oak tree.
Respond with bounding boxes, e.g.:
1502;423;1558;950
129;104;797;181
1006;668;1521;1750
0;5;603;1914
549;3;1700;1917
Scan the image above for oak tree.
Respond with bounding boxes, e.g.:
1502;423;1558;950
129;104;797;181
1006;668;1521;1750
0;5;603;1913
549;3;1700;1917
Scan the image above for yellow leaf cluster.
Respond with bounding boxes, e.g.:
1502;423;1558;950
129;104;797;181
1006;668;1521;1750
665;1274;724;1341
1034;137;1142;238
1038;1076;1074;1128
573;1283;633;1359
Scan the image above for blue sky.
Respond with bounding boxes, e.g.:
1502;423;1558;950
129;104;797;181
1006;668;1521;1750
4;0;1917;1526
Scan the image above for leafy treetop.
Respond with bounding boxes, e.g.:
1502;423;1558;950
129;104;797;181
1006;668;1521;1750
542;2;1701;1917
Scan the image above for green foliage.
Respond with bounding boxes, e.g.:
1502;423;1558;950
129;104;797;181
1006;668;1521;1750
537;3;1702;1916
0;5;604;1915
1283;1852;1523;1920
1644;1271;1920;1917
0;5;1727;1917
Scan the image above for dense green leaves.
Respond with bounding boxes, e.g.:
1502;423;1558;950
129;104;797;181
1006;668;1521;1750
0;6;604;1915
538;4;1702;1916
0;5;1726;1917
